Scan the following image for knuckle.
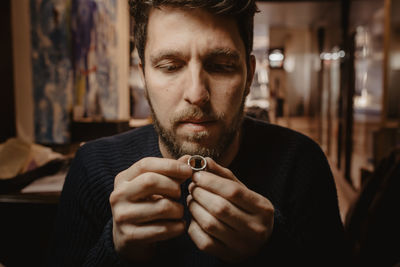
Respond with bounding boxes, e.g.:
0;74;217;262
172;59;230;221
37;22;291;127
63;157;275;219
170;205;183;218
114;172;123;185
225;168;235;178
166;160;176;172
114;212;127;224
226;184;242;199
119;223;132;236
159;199;183;218
176;221;186;233
121;227;137;244
250;222;269;241
175;184;182;196
197;238;213;251
259;199;274;216
109;189;124;205
255;225;268;237
141;173;157;189
112;204;130;224
155;223;173;236
114;170;130;187
201;217;218;234
266;205;275;217
187;222;195;236
158;198;172;213
169;181;180;193
135;158;145;172
212;200;230;218
109;192;117;205
174;184;182;197
187;223;213;252
187;199;195;213
136;157;152;172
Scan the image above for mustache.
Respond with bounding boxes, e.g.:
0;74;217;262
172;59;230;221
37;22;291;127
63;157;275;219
170;106;220;124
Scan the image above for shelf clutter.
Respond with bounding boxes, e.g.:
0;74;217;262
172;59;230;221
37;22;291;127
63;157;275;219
0;138;71;195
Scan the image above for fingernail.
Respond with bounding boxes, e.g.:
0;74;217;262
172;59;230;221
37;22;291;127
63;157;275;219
192;171;201;181
186;194;192;205
188;182;195;193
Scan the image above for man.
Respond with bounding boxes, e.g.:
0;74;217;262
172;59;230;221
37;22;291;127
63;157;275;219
49;0;352;266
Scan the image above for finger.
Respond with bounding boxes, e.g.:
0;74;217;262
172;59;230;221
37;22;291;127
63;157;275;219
204;157;244;185
192;171;272;214
191;186;273;243
177;155;191;164
188;199;249;254
113;172;182;201
188;220;241;263
186;194;193;206
116;157;192;184
188;181;195;193
190;185;252;231
188;198;230;237
119;220;185;244
113;198;184;224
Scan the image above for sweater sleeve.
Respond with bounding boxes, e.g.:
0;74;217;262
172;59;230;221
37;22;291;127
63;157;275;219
242;137;353;266
267;138;353;266
47;147;129;267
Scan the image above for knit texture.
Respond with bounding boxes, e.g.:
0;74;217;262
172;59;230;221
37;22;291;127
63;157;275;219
48;116;352;266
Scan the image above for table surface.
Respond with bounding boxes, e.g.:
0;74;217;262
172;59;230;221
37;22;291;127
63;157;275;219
0;170;66;204
0;120;151;205
0;192;60;204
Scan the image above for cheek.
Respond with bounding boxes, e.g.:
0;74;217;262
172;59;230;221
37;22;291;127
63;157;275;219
211;76;246;109
145;75;186;129
145;75;176;110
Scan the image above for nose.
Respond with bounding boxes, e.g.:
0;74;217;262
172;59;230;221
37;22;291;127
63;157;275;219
183;63;210;106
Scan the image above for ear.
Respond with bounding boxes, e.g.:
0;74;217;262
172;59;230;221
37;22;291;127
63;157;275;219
139;60;145;85
244;54;256;97
138;61;151;102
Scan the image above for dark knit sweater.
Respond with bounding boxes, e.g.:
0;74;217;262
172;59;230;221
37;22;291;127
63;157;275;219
48;116;352;266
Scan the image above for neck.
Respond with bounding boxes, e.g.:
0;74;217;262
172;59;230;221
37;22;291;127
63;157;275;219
159;130;242;168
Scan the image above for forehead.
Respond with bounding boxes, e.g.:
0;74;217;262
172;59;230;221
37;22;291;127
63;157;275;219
145;6;245;59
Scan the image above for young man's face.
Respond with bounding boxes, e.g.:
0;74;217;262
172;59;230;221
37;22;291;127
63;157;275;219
142;6;254;159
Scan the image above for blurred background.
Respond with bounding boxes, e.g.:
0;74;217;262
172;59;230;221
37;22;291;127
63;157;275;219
0;0;399;266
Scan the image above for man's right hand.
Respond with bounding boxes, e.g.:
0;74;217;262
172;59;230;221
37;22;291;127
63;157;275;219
109;157;192;262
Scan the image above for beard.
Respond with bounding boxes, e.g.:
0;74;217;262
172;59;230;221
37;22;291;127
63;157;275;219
147;92;246;160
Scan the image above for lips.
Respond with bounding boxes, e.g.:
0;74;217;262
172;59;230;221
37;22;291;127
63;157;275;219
180;119;213;124
177;118;216;132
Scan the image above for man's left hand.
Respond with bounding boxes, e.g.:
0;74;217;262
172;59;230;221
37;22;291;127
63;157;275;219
184;157;274;263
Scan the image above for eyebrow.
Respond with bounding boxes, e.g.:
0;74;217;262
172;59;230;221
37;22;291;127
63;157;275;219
149;47;241;66
205;48;241;62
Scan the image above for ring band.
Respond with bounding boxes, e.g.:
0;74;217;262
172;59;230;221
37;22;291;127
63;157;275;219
188;155;207;171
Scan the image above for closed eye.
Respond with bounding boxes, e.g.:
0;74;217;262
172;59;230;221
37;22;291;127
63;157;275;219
204;62;238;74
203;48;241;74
155;60;184;73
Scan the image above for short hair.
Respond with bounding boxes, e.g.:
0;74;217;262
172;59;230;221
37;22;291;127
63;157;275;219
129;0;259;67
